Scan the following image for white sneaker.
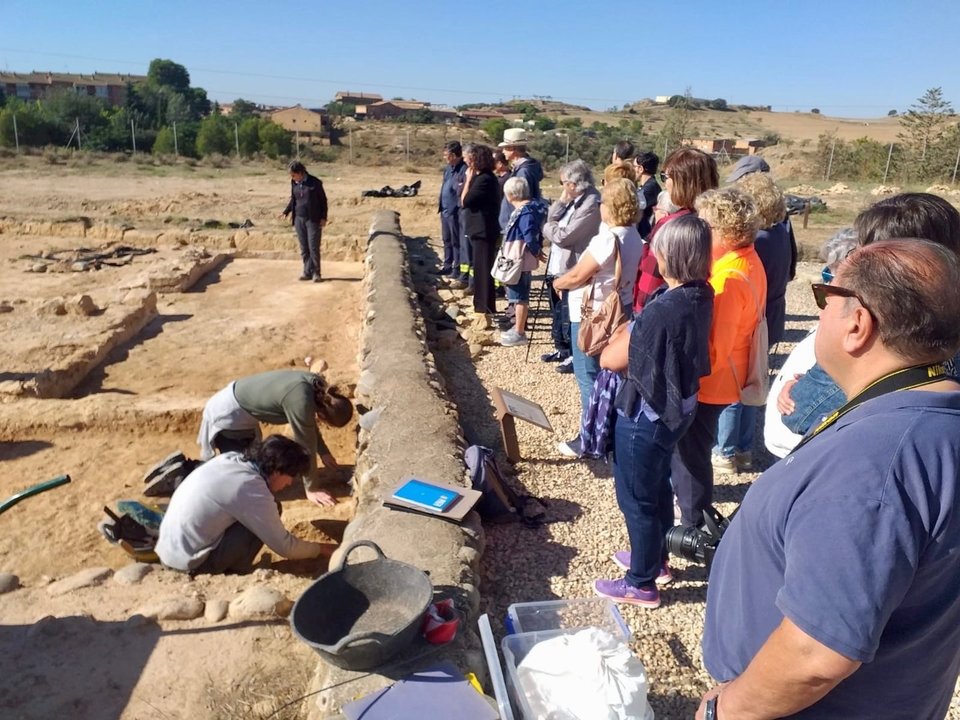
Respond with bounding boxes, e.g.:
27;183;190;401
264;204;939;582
500;329;528;347
557;436;581;458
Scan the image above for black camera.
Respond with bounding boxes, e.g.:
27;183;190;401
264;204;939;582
665;506;733;569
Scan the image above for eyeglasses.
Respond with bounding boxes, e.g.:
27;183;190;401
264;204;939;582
811;283;873;316
821;266;834;284
659;172;670;182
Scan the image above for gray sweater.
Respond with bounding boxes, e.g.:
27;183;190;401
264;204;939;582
156;453;324;571
542;187;602;273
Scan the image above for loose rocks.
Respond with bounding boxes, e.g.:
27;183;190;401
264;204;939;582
113;563;154;586
228;586;292;619
0;573;21;594
138;597;205;621
204;599;229;623
46;567;113;596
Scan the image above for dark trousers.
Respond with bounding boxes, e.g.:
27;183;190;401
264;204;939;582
458;212;473;284
213;430;257;456
294;216;322;277
670;402;726;527
471;237;496;314
613;411;691;587
546;276;571;355
195;522;264;575
440;212;460;271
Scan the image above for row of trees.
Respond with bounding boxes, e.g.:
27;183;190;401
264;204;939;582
0;59;293;159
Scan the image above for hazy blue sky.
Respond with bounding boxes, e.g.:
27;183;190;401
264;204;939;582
4;0;959;117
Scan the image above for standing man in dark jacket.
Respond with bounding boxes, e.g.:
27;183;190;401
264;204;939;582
498;128;544;232
280;160;328;283
438;141;466;276
634;151;661;238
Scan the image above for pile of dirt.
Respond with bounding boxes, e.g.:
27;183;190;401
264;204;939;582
822;182;851;194
786;183;820;195
871;184;901;196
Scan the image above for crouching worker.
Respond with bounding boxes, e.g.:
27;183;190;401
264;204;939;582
197;370;353;506
157;436;328;575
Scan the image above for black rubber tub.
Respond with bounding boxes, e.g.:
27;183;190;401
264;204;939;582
290;540;433;671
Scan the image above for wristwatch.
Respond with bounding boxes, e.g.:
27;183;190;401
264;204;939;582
704;696;718;720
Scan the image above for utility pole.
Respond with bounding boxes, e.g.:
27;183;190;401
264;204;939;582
234;122;240;157
952;145;960;185
405;130;409;164
825;138;836;181
12;114;19;154
349;127;353;164
75;118;82;150
173;121;179;156
882;142;894;184
131;118;137;153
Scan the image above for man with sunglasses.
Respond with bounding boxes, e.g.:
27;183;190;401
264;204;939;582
698;239;960;719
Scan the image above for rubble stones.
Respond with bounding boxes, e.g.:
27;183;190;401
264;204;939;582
0;573;21;594
138;597;205;621
46;567;113;596
228;586;292;619
113;563;153;586
67;294;99;316
204;599;230;623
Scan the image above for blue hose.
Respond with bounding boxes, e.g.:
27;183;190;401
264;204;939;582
0;475;71;516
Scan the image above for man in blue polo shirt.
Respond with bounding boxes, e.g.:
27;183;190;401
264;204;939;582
697;239;960;719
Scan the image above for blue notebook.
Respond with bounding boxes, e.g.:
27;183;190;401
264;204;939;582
390;479;461;513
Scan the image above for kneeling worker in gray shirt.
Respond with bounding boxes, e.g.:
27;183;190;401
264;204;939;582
157;435;327;574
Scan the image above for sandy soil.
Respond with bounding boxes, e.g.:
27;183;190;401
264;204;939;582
0;160;427;719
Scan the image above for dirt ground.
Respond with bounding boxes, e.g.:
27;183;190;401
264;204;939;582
0;154;949;718
0;160;435;719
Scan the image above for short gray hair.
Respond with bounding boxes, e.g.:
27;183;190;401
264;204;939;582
656;190;679;215
819;227;858;266
651;215;712;283
559;159;594;193
504;176;530;201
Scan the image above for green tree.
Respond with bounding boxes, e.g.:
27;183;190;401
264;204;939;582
0;99;58;147
557;116;582;129
258;121;292;158
230;98;259;120
709;98;728;111
898;87;955;180
147;59;191;93
659;88;694;151
481;118;509;143
325;101;356;118
153;126;177;155
533;115;556;131
237;117;262;155
196;113;232;156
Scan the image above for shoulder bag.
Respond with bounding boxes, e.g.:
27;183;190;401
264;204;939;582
578;235;627;357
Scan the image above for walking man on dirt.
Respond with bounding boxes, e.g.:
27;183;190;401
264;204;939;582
280;160;328;282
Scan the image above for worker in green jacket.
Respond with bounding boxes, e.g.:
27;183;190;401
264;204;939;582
198;370;352;506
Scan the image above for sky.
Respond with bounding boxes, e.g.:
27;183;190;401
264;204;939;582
4;0;959;118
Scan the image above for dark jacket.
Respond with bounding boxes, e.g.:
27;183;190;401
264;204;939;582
283;174;327;225
619;281;714;431
754;223;792;346
503;198;548;256
462;171;501;242
637;176;661;238
499;156;544;230
439;159;466;216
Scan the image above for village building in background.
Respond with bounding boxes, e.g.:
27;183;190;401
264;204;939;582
269;105;331;145
0;71;146;106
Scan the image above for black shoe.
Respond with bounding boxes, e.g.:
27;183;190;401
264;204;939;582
313;274;322;283
541;350;568;363
440;266;453;276
556;357;574;374
298;274;311;281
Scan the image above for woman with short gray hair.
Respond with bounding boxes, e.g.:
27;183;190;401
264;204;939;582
594;215;715;607
499;176;547;346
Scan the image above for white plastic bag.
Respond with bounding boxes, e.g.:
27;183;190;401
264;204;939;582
516;628;654;720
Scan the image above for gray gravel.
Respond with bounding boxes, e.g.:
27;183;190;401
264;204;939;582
421;258;960;720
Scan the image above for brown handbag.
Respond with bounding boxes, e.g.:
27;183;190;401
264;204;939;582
577;235;628;357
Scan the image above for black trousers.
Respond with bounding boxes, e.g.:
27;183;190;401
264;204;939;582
546;275;572;355
195;522;264;574
670;402;726;528
294;217;322;277
471;237;497;314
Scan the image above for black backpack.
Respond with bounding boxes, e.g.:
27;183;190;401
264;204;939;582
465;445;546;527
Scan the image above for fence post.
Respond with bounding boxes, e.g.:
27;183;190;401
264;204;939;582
75;118;82;151
802;201;811;229
130;118;137;153
348;127;353;164
234;122;240;157
824;138;836;181
882;142;893;184
12;114;19;153
173;121;179;156
405;129;409;164
953;145;960;185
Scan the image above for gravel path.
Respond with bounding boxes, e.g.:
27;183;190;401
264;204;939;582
426;259;960;719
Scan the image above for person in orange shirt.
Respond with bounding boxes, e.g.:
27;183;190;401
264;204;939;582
671;188;765;529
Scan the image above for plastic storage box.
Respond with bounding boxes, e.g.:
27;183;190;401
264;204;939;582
504;597;630;639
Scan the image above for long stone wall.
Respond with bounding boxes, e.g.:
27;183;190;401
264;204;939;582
304;210;487;718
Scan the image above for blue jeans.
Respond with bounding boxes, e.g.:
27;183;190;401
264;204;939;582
782;362;845;435
613;411;691;588
294;217;321;277
570;321;602;425
714;403;757;458
505;271;531;302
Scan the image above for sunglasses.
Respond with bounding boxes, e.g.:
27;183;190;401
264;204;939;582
659;171;670;182
811;283;873;316
821;266;834;284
